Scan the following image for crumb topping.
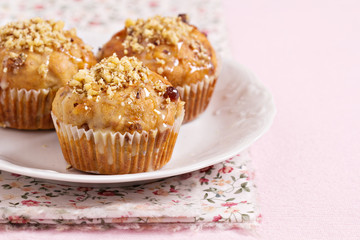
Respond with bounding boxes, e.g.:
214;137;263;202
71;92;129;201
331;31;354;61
123;15;193;53
189;39;212;65
38;63;49;78
69;54;168;100
0;17;72;54
122;15;211;65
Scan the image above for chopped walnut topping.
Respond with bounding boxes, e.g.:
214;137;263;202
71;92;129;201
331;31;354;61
69;54;168;99
9;52;20;58
38;63;49;78
4;52;27;73
155;57;166;65
0;17;72;53
123;15;193;53
157;67;164;74
146;43;155;51
189;39;211;64
122;15;211;66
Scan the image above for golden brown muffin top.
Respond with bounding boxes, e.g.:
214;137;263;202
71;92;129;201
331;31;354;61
52;55;184;133
69;54;167;99
0;17;74;53
99;15;217;87
0;18;96;90
122;15;193;54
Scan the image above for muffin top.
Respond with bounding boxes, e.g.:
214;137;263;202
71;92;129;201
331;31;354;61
0;17;96;90
52;55;184;133
99;15;217;87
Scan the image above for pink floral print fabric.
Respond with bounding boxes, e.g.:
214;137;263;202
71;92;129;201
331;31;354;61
0;152;260;230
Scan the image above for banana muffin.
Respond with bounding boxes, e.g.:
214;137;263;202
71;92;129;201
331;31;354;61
52;55;184;174
0;17;96;129
99;15;218;123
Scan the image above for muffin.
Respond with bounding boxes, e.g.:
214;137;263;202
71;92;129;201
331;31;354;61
98;14;218;123
0;17;96;130
51;54;185;174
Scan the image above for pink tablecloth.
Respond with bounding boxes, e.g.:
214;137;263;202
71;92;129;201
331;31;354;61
229;0;360;239
2;0;360;239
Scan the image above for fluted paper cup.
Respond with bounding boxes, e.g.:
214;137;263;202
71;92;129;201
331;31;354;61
176;75;217;123
0;87;56;130
51;110;184;175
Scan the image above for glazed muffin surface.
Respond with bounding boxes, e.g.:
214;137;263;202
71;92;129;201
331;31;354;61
0;17;96;129
99;15;217;87
52;55;184;133
0;17;96;91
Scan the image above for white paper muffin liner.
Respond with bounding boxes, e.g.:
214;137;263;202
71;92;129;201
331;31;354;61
176;75;217;123
0;87;56;130
51;109;184;175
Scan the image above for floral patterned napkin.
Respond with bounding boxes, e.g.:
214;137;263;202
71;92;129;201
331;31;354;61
0;151;260;230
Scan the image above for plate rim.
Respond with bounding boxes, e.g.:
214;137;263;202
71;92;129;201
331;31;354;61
0;58;276;183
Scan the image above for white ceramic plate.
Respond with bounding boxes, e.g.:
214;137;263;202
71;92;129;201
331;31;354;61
0;59;276;184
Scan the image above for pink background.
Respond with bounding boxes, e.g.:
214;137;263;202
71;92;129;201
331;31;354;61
3;0;360;239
